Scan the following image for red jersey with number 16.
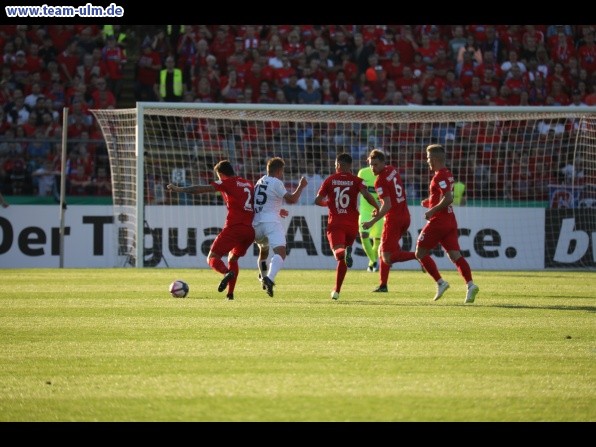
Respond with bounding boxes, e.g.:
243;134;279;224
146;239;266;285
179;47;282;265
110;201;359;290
211;176;255;227
428;167;457;225
317;172;365;227
374;165;410;220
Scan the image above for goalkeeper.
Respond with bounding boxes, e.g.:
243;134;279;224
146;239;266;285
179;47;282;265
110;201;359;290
357;164;382;272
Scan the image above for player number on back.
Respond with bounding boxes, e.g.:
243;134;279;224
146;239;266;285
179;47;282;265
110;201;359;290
333;186;350;213
244;187;253;211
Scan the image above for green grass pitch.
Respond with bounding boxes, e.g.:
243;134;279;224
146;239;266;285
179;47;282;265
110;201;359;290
0;268;594;422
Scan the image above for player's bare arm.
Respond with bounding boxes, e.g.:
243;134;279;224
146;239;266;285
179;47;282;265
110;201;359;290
284;176;308;204
424;190;454;220
314;191;328;207
166;184;216;194
362;197;391;230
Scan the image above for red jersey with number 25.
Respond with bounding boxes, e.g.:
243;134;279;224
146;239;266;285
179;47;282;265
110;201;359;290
211;176;255;227
374;165;410;220
428;167;457;225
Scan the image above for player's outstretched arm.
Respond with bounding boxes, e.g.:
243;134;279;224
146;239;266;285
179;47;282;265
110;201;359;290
166;184;216;194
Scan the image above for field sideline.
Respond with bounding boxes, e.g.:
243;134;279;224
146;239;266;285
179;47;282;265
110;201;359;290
0;268;594;422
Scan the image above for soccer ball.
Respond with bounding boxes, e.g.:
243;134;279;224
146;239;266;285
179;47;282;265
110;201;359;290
169;280;189;298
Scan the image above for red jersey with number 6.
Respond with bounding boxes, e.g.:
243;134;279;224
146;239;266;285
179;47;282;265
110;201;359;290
374;165;410;221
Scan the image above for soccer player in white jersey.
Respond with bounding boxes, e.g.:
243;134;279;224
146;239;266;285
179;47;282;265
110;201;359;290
254;157;308;297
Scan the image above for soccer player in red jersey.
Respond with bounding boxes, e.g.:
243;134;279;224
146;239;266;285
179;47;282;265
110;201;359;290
315;153;379;300
416;144;480;304
362;149;418;293
167;159;255;300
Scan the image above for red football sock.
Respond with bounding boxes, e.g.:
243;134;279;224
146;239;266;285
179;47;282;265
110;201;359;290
228;260;239;293
379;258;390;285
208;257;228;274
455;256;473;283
335;261;347;293
420;255;441;281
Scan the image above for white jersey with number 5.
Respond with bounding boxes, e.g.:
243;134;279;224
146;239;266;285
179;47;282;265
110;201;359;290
253;175;288;224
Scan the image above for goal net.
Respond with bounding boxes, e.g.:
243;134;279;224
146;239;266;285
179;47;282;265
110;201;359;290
91;104;596;271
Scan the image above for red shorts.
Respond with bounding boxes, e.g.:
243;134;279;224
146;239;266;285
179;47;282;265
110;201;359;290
417;219;460;251
326;222;358;249
380;214;411;254
211;224;255;258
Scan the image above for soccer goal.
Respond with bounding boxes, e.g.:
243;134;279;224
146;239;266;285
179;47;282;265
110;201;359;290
91;104;596;271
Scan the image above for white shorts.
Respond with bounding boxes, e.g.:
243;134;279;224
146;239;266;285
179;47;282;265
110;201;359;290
253;221;286;250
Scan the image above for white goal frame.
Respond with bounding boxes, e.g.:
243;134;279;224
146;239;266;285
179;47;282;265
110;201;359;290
92;103;596;270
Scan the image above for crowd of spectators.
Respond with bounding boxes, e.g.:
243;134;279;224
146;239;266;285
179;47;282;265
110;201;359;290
135;24;596;107
0;24;594;201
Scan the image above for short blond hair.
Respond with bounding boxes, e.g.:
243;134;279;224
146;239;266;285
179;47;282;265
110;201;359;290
426;144;445;160
267;157;285;175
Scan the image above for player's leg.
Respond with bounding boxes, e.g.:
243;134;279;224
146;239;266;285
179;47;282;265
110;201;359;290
329;225;354;299
254;224;268;287
210;236;235;294
265;222;286;283
224;253;239;299
223;226;256;299
376;220;394;291
368;218;383;272
207;231;231;275
359;212;377;271
443;231;479;304
388;218;416;264
416;223;449;301
257;241;269;289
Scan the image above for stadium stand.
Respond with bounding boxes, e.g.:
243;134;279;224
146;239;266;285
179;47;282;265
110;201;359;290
0;25;594;200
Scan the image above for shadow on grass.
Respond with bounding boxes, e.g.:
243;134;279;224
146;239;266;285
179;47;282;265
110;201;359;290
334;300;596;312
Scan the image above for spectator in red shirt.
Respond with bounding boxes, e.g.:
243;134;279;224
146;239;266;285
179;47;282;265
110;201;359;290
504;65;528;104
25;43;43;73
10;50;30;90
582;83;596;105
273;54;296;87
47;25;73;52
190;38;214;82
57;39;80;84
77;53;106;87
220;68;244;103
135;42;161;101
395;66;418;99
393;26;418;65
194;76;218;103
549;79;570;105
210;27;235;72
91;77;116;109
101;35;127;101
69;164;93;195
577;31;596;74
383;52;405;81
549;29;576;65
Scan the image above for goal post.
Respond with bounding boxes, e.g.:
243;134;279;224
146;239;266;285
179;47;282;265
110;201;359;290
91;104;596;271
